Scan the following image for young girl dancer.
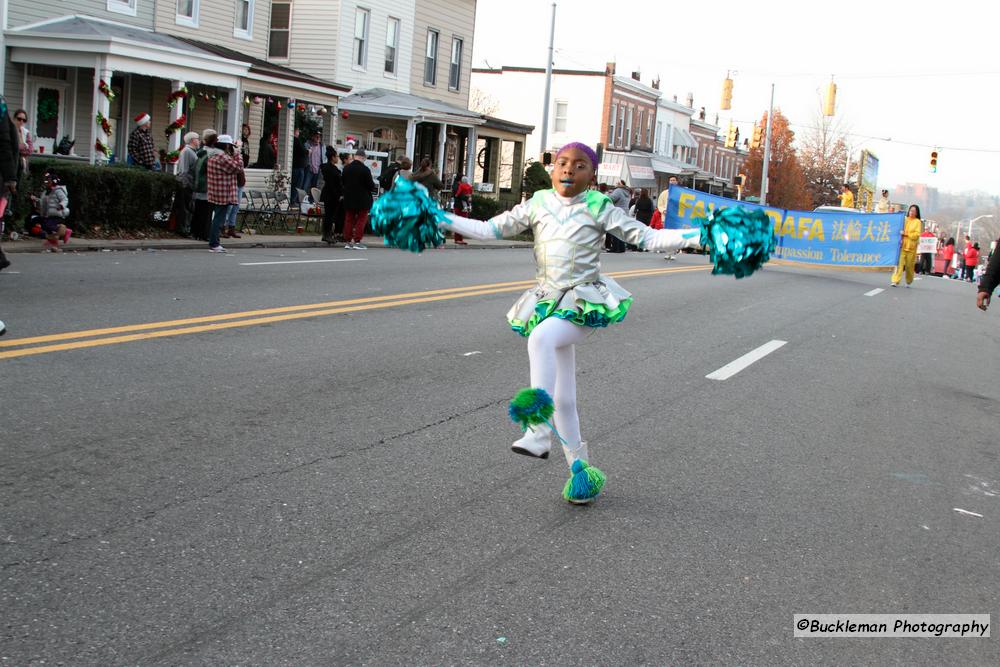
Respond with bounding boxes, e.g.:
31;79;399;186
432;142;699;503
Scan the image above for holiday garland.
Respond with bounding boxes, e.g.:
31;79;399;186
98;79;115;101
167;86;188;109
164;114;187;137
164;150;181;164
94;139;112;158
95;111;112;137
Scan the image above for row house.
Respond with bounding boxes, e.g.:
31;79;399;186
472;61;742;198
1;0;349;184
280;0;527;199
1;0;531;201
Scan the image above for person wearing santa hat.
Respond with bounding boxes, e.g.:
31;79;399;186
127;112;158;170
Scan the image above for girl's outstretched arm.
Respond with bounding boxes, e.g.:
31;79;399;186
603;206;701;251
439;201;532;240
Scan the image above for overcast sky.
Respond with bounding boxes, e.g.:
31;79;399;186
472;0;999;197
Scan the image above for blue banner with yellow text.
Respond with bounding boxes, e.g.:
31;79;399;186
664;186;904;267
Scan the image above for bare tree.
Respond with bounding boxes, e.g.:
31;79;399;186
470;87;500;116
797;99;851;208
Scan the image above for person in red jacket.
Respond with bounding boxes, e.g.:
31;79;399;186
452;176;473;245
940;237;956;276
963;242;980;282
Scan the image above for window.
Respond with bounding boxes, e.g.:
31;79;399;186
449;38;463;91
352;8;369;69
554;101;567;133
626;107;633;147
609;105;617;146
636;109;643;145
646;113;652;146
616;103;624;143
499;140;515;190
107;0;137;16
176;0;199;26
424;30;439;85
235;0;254;39
384;17;399;75
268;2;290;58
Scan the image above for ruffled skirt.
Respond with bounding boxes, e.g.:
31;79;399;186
506;275;634;337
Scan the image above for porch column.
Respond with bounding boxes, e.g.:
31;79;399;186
436;122;447;175
405;118;416;161
226;85;242;139
168;80;186;172
277;100;294;175
465;126;477;182
91;61;114;165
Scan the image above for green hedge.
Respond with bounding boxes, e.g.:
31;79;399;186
471;194;506;221
18;158;177;232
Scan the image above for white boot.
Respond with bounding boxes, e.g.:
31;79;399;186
562;441;589;467
511;424;552;459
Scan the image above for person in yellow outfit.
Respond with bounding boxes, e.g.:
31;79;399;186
891;204;923;287
839;183;855;208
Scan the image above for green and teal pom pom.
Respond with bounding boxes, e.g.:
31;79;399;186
562;459;606;504
508;387;555;431
370;178;447;253
697;207;775;279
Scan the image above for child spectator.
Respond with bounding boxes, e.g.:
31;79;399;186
29;171;71;251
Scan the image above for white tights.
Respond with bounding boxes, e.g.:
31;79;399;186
527;317;589;451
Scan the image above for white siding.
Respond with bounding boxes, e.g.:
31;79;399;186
7;0;154;29
285;0;340;82
154;0;270;60
471;69;604;160
330;1;415;94
409;0;474;107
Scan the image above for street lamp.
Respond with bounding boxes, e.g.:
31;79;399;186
967;214;993;239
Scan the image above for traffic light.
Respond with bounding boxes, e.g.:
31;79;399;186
724;124;738;148
750;124;764;149
930;150;938;173
720;76;733;111
734;174;745;188
823;79;837;116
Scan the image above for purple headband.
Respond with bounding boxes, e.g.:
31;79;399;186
556;142;598;170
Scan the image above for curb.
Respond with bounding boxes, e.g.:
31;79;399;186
2;239;534;253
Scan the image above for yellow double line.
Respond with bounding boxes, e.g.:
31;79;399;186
0;265;708;360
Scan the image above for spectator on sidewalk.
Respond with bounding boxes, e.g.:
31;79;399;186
341;148;376;249
0;97;21;272
606;181;631;253
977;237;1000;311
305;131;323;194
173;131;200;237
290;129;308;206
222;139;246;240
941;237;956;277
13;108;31;173
128;113;158;170
410;158;445;200
963;241;980;282
29;171;71;251
320;145;342;245
206;134;243;253
918;228;936;274
452;176;474;245
657;176;679;215
191;129;220;241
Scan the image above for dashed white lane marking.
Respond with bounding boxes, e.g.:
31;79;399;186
706;339;787;381
463;351;482;356
239;258;368;266
864;288;884;297
953;508;983;518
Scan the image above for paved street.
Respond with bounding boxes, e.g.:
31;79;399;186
2;246;997;665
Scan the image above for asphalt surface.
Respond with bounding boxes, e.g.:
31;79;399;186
2;246;997;665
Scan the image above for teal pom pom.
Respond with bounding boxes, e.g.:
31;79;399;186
697;207;775;279
370;178;446;253
508;387;554;431
562;459;606;504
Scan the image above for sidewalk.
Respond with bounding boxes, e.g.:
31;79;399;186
2;233;533;253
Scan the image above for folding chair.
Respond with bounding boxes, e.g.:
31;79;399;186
269;191;299;232
237;189;259;231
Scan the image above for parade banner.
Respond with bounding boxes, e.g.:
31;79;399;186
664;186;905;268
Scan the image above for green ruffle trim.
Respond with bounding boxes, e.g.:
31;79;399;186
510;296;634;337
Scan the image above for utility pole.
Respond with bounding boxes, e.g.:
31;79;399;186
760;84;774;206
538;2;557;160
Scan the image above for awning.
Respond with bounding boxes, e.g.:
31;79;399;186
625;154;657;189
651;155;700;176
339;87;485;126
672;127;699;149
